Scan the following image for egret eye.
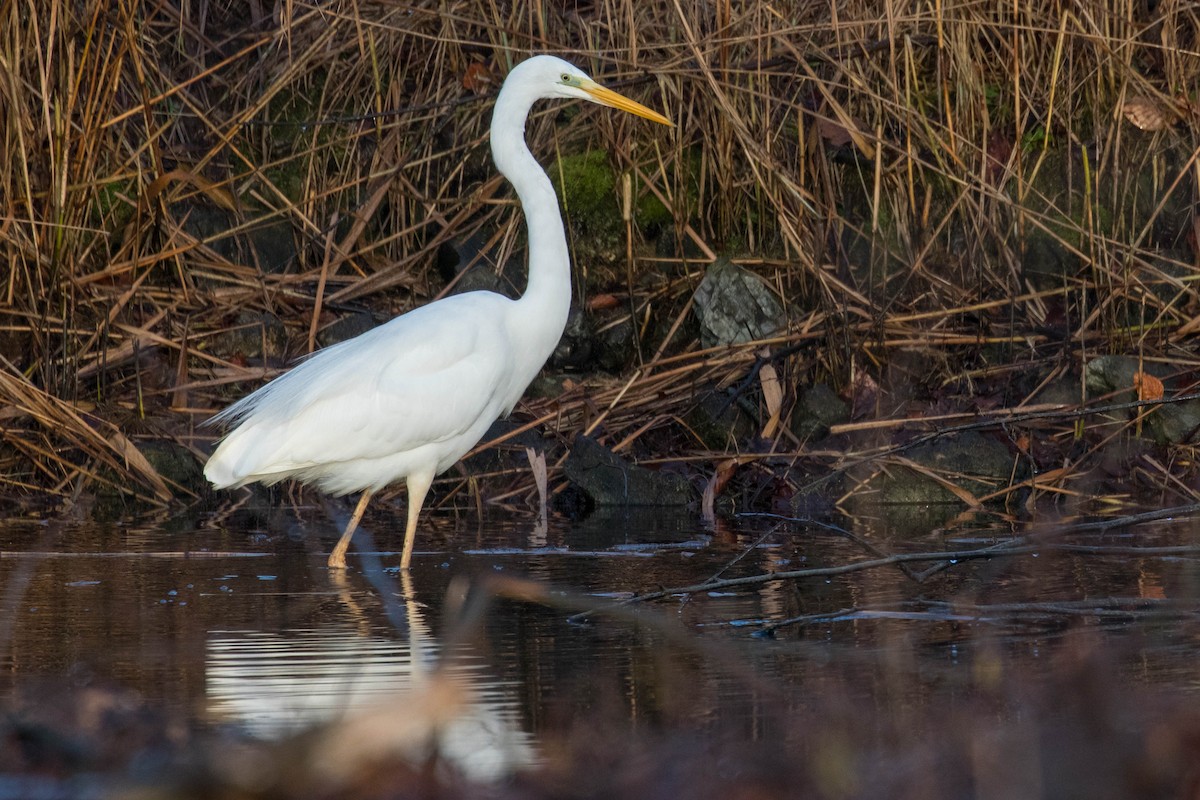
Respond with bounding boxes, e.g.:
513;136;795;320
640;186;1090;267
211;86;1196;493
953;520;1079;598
560;73;571;83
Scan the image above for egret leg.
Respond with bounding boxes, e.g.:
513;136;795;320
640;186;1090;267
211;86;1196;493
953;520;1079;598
328;490;373;569
525;446;548;524
399;471;434;570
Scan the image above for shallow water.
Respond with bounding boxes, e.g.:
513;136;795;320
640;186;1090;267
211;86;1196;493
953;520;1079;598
2;500;1199;779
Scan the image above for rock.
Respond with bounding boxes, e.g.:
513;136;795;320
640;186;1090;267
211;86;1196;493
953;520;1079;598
786;467;843;517
549;151;623;272
438;230;518;298
564;434;693;506
1084;355;1200;444
683;390;758;450
566;507;703;550
181;203;296;273
549;309;637;373
594;314;636;372
792;383;849;441
209;311;288;364
865;430;1018;505
655;223;710;260
692;257;785;347
462;419;547;475
1018;148;1094;289
317;311;377;348
1084;355;1153;402
140;440;207;492
1150;399;1200;445
550;309;594;370
863;503;971;537
1029;373;1082;406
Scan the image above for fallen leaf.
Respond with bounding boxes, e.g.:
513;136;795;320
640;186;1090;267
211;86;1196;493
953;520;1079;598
1133;370;1164;402
142;168;236;211
758;349;783;439
1122;96;1175;131
462;62;494;93
587;293;621;311
845;368;879;419
702;458;740;525
816;117;858;149
986;132;1014;184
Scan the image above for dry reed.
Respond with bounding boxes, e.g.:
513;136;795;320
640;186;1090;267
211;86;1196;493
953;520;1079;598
2;0;1199;510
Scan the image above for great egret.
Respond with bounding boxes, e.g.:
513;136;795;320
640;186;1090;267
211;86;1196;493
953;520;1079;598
204;55;671;569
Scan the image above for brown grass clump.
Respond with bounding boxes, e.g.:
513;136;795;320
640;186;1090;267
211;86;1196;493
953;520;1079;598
3;0;1200;511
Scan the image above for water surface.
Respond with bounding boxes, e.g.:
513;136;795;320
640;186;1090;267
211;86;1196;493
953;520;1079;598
2;501;1199;781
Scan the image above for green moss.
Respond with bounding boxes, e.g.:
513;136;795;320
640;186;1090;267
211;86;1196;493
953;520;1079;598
635;189;671;228
253;71;348;203
1019;148;1122;287
552;149;695;233
552;150;619;230
91;178;135;230
262;163;305;203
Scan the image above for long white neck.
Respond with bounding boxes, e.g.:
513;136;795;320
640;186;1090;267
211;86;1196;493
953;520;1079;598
490;72;572;347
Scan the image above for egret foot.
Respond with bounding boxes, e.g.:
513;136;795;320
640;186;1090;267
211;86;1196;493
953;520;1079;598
328;491;373;569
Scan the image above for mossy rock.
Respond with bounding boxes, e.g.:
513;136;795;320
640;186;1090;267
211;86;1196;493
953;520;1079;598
550;148;698;276
1018;139;1193;288
564;434;693;506
866;430;1019;505
1019;147;1116;288
1084;355;1154;403
92;178;137;232
140;440;207;492
791;383;849;441
692;257;785;347
684;390;758;450
833;168;911;289
1085;354;1200;444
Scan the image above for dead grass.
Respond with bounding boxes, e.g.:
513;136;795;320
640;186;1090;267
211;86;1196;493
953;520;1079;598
2;0;1200;509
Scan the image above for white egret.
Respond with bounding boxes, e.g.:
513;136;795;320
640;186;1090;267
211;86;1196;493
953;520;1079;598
204;55;671;569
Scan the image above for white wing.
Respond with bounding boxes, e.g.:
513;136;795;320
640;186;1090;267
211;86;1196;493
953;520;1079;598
205;292;519;490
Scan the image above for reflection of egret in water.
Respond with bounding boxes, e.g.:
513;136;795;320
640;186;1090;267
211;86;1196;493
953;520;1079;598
205;571;535;782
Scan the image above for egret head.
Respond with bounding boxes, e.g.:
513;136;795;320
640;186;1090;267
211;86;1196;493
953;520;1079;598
509;55;673;127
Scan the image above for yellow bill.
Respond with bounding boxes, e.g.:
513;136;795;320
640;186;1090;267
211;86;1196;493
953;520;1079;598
581;81;673;127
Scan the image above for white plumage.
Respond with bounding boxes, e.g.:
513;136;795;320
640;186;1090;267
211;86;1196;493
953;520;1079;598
205;55;671;569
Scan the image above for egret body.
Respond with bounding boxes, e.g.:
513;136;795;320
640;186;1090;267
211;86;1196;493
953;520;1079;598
204;56;671;569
